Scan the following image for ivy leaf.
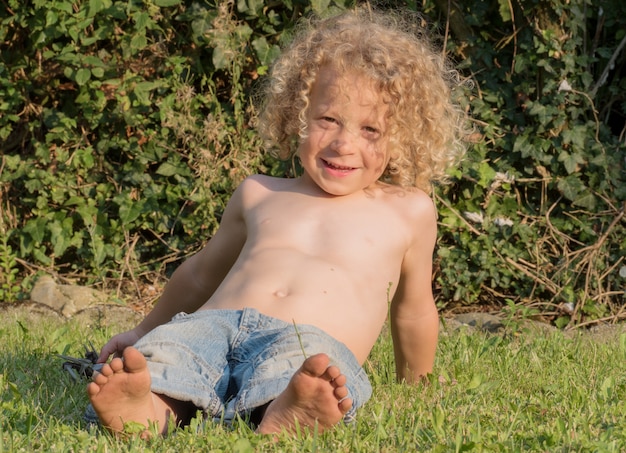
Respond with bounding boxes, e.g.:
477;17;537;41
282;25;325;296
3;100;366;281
573;190;597;210
23;218;47;244
527;102;547;121
558;150;585;174
555;316;570;329
130;33;148;51
561;125;587;150
512;134;530;157
87;0;112;17
477;161;497;188
154;0;181;6
49;219;72;257
156;162;185;177
212;46;229;70
133;12;151;30
497;0;512;22
557;175;585;201
76;204;98;228
311;0;331;14
237;0;263;15
32;247;52;266
118;200;143;224
91;234;107;266
252;37;280;67
3;154;21;170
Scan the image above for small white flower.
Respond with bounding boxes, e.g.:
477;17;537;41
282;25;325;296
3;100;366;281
490;171;515;190
558;79;573;92
463;211;484;224
563;302;575;314
494;172;514;183
493;217;514;227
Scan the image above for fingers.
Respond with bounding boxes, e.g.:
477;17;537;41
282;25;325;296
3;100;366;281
97;349;112;364
97;339;119;363
97;330;139;363
97;344;121;363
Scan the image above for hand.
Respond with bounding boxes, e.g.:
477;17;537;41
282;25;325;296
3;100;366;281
97;329;142;363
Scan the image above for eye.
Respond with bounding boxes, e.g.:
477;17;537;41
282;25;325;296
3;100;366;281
362;126;381;139
316;116;339;130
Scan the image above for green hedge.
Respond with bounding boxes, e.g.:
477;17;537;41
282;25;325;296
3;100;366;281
1;0;624;326
0;0;326;283
431;0;625;326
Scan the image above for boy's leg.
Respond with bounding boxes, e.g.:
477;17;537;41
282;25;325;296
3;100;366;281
231;314;372;434
255;352;353;435
87;346;196;436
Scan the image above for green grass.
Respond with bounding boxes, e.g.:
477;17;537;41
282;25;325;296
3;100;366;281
1;309;625;452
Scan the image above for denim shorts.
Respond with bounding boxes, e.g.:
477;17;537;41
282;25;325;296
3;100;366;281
132;308;372;424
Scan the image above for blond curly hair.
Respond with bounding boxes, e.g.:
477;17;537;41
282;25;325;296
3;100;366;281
257;6;468;192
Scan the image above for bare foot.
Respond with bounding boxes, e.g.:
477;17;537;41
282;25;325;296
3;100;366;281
256;353;353;435
87;347;164;436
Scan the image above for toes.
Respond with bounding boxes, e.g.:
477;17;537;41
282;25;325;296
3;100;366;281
334;385;348;400
121;347;148;373
92;371;109;385
86;382;100;397
330;372;347;388
324;365;341;381
98;363;114;377
109;357;124;373
338;396;353;413
301;353;331;377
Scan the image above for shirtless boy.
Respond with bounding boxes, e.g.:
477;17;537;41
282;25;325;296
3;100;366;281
87;7;467;436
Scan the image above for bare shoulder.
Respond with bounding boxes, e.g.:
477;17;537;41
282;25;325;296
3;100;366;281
379;185;437;228
232;175;280;207
237;174;292;198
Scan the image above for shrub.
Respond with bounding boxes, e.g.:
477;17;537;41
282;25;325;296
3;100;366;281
0;0;624;326
431;0;626;327
0;0;348;297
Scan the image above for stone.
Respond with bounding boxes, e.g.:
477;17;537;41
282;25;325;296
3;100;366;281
30;275;110;317
0;301;64;324
453;312;504;333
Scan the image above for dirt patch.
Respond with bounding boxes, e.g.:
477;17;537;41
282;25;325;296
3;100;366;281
0;301;141;332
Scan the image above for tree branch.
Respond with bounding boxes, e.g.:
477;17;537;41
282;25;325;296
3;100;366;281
432;0;476;58
591;33;626;97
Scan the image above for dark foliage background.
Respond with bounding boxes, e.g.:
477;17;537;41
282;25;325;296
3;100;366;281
1;0;624;326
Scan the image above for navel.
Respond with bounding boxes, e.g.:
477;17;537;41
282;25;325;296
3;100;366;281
273;288;289;298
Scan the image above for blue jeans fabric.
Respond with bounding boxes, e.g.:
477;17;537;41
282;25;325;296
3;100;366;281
133;308;372;424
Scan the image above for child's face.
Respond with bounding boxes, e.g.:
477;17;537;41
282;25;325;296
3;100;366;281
298;66;390;196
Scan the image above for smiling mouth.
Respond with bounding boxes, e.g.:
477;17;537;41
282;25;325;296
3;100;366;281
322;159;356;171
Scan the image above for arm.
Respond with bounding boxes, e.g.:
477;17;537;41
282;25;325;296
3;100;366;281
97;181;249;362
390;196;439;383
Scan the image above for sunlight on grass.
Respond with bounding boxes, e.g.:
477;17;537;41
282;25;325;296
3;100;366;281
1;311;624;452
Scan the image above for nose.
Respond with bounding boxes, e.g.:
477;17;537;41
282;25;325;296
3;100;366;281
330;127;356;155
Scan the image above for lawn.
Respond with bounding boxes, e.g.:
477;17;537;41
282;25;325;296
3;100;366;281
1;305;625;452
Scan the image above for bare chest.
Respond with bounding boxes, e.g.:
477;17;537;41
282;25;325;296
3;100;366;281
245;196;408;261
